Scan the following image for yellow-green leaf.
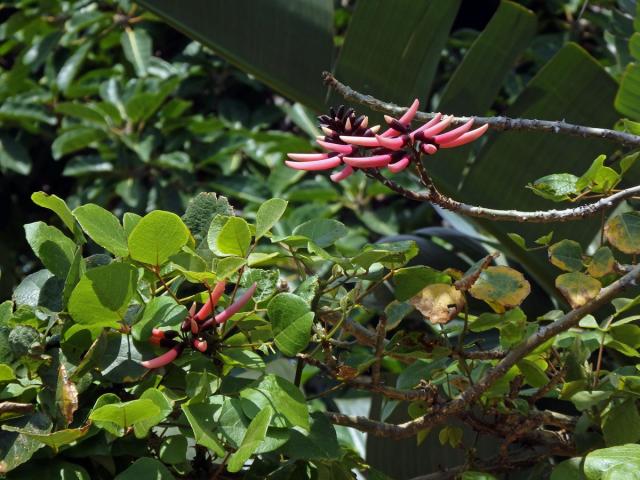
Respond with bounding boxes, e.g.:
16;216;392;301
605;212;640;254
469;266;531;309
548;239;583;272
556;272;601;308
587;246;615;278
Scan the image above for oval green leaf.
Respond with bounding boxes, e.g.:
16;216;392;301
128;211;190;266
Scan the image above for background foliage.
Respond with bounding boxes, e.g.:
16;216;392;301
3;0;640;478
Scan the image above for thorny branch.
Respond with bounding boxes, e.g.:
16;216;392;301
324;72;640;223
323;71;640;147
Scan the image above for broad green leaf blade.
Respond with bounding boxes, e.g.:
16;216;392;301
0;413;52;474
121;28;152;77
128;211;191;266
114;458;175;480
30;192;77;236
0;133;31;175
584;444;640;480
255;198;287;240
615;63;640;120
332;0;460;108
181;402;226;456
137;0;334;110
73;204;129;257
24;222;76;278
438;1;536;115
68;263;137;327
240;374;309;430
90;399;160;437
216;217;251;257
556;272;601;309
268;293;313;356
1;424;90;452
227;406;273;472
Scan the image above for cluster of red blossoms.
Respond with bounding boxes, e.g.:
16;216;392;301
285;100;488;182
141;281;257;369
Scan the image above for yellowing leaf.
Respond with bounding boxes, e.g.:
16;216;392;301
548;239;583;272
605;212;640;254
587;246;615;278
469;266;531;309
556;272;601;308
410;284;464;325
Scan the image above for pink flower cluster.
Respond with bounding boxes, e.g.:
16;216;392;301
285;100;488;182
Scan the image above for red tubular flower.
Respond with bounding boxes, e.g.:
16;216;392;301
200;282;258;331
141;343;185;369
285;102;488;181
194;280;227;322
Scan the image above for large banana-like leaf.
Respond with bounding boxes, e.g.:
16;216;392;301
137;0;334;110
140;0;622;295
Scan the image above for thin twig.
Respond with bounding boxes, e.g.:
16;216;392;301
371;315;387;385
323;72;640;147
365;169;640;223
323;264;640;438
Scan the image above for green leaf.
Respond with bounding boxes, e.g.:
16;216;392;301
550;458;583;480
114;458;175;480
461;472;498;480
469;266;531;309
527;173;579;202
576;155;620;193
133;388;172;439
30;192;77;236
182;192;233;241
605;212;640;254
631;32;640;61
292;218;347;248
73;204;129;257
159;436;187;465
52;127;106;160
268;293;313;356
588;247;615;278
136;0;334;109
602;399;640;446
616;63;640;121
0;134;31;175
584;444;640;480
128;211;191;266
120;29;152;77
255;198;287;240
548;239;584;272
281;411;341;460
240;374;308;430
57;41;93;93
0;413;52;474
90;399;160;437
131;297;187;341
181;401;226;456
556;272;601;309
68;263;137;327
227;406;273;472
24;222;76;278
1;424;90;453
216;257;247;280
393;266;450;301
216;217;252;257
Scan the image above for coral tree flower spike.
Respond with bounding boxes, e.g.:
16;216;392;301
439;124;489;148
343;154;392;168
213;282;258;325
141;343;185;369
316;139;354;154
381;98;419;137
330;165;354;182
285;157;342;171
194;280;227;322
